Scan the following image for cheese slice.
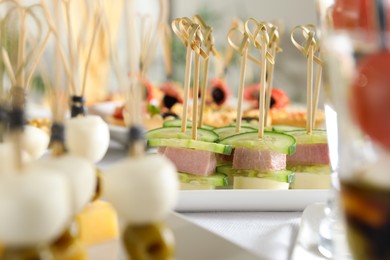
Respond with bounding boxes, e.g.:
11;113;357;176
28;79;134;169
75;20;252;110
290;172;331;189
76;200;119;246
233;176;290;190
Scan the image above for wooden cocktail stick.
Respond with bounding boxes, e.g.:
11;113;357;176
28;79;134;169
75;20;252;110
244;19;270;138
312;63;322;129
227;26;251;133
193;15;215;128
192;49;201;140
291;25;319;135
306;43;314;134
172;18;199;133
264;24;281;124
258;34;268;139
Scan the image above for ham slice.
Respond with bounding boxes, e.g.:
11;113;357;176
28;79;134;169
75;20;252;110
232;147;286;171
158;147;216;176
287;143;330;165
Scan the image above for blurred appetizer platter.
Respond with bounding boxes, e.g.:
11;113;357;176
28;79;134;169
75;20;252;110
0;0;331;257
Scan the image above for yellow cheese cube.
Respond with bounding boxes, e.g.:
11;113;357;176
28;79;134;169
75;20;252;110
76;200;119;246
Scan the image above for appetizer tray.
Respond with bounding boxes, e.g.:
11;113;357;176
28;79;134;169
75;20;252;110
87;212;259;260
176;189;329;212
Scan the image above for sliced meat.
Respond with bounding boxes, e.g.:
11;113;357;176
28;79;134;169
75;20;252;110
287;143;330;165
158;147;216;176
232;147;286;171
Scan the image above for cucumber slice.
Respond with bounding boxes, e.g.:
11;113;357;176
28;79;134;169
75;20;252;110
146;126;218;142
163;119;214;130
216;165;295;183
229;122;259;129
272;125;304;133
213;126;256;140
286;129;327;144
178;172;228;186
147;138;232;155
287;164;331;174
219;131;296;155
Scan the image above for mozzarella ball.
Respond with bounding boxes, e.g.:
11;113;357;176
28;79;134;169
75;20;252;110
4;125;49;162
29;154;96;213
103;154;179;225
0;143;18;176
65;115;110;163
0;170;72;246
0;143;33;176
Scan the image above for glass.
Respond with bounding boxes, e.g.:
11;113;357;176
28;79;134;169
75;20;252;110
316;1;352;258
323;32;390;260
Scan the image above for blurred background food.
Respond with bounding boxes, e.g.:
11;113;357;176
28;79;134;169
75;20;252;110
20;0;318;106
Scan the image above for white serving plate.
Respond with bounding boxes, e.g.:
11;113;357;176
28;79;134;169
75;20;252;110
87;212;259;260
176;189;329;212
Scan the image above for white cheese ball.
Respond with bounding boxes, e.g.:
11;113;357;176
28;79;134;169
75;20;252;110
0;170;72;246
29;154;96;213
0;143;33;176
103;154;179;225
65;115;110;163
0;143;18;176
4;125;49;162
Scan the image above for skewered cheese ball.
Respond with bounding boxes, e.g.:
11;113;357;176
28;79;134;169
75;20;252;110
0;170;71;246
65;115;110;163
4;125;50;163
103;154;179;224
0;143;20;176
28;154;96;213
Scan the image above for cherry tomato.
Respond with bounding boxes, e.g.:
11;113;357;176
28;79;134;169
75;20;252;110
350;51;390;150
113;105;125;120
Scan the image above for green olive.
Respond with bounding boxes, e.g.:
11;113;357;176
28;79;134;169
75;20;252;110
1;245;53;260
50;224;87;260
123;221;175;260
91;168;103;202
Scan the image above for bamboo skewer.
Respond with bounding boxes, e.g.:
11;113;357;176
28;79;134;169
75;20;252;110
198;56;209;127
227;26;250;133
244;19;272;139
192;49;201;140
291;25;320;135
193;15;216;128
306;43;314;134
172;18;199;133
264;24;281;125
0;0;53;171
236;47;249;133
258;34;268;139
181;41;192;132
81;13;102;96
1;48;16;86
312;64;322;129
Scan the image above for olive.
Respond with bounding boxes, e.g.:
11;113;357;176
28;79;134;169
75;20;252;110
123;221;175;260
50;224;87;260
2;245;53;260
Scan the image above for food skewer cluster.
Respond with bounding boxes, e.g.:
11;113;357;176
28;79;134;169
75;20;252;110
0;0;334;257
287;25;330;189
